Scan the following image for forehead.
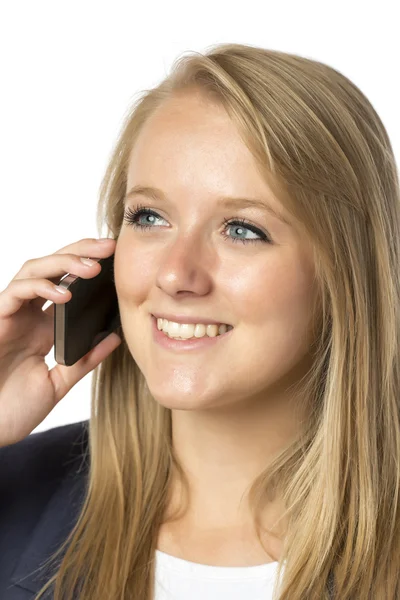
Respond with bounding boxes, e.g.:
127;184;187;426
129;94;248;164
127;95;282;207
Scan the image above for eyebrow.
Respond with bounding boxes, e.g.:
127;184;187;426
124;185;291;226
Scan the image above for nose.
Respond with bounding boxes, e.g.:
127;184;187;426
154;233;214;298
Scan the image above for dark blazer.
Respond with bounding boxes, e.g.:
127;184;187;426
0;420;90;599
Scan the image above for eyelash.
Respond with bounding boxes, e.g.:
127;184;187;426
123;203;272;245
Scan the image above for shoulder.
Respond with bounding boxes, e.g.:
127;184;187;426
0;420;89;505
0;421;90;596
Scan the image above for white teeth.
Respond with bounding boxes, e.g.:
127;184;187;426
156;318;231;340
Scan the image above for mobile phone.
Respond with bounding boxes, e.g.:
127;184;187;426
54;253;121;366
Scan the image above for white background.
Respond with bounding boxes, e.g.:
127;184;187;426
0;1;398;435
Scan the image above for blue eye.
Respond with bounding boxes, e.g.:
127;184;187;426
220;217;271;245
123;203;272;245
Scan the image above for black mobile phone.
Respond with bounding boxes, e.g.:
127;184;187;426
54;253;121;366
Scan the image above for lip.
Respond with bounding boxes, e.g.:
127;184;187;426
151;315;233;351
151;312;230;326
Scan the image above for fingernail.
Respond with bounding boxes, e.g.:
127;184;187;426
80;258;95;266
54;285;67;294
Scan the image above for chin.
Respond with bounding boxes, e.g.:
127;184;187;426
152;397;205;411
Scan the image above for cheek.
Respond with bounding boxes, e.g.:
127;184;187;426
227;260;305;319
231;260;316;344
114;238;155;300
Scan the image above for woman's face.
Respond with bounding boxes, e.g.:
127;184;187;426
114;91;319;412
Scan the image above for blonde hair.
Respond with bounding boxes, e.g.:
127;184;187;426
33;43;400;599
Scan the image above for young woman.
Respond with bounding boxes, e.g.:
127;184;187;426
0;43;399;599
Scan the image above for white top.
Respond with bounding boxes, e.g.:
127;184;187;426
154;549;284;599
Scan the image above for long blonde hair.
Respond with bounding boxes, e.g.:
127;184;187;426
34;43;400;599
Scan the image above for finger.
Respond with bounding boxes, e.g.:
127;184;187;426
48;331;122;402
11;238;115;284
0;277;72;319
11;243;114;312
26;241;115;311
